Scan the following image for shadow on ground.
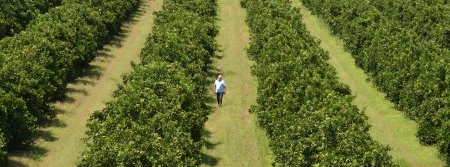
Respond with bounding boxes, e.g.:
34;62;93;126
7;159;29;167
201;129;221;166
8;144;47;167
7;109;67;166
108;1;147;48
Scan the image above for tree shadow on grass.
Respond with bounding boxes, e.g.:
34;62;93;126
58;63;104;104
39;108;67;128
61;87;89;104
214;48;224;60
57;60;106;104
200;129;221;166
208;66;223;79
201;152;220;167
205;65;223;85
94;50;113;63
8;145;47;167
7;108;66;166
108;1;147;48
33;130;58;143
7;159;29;167
205;96;217;105
108;29;129;48
67;87;89;95
82;64;104;80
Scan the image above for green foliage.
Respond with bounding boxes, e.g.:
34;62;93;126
63;0;142;36
438;120;450;166
367;0;450;50
301;0;450;164
27;3;108;80
79;63;203;166
0;46;56;121
0;0;143;164
242;0;397;166
0;0;62;39
0;134;6;167
0;88;36;148
79;0;218;166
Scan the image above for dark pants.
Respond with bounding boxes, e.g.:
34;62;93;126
216;92;224;106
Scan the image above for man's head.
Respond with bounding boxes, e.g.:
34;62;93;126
218;75;222;80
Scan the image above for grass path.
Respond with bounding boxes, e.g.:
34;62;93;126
293;1;444;167
200;0;273;166
8;0;163;166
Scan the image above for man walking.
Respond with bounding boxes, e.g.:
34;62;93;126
213;75;226;107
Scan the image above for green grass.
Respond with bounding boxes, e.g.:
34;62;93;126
292;1;445;167
7;1;163;166
200;0;273;166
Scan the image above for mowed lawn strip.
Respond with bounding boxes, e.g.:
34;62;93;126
201;0;273;166
293;1;444;167
8;0;163;166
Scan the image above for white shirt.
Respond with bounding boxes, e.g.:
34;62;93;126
214;79;226;93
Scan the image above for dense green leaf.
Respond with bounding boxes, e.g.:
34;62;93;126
0;134;6;166
0;0;62;39
0;88;36;148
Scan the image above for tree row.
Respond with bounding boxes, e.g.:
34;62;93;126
78;0;218;166
241;0;397;166
301;0;449;164
0;0;142;165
